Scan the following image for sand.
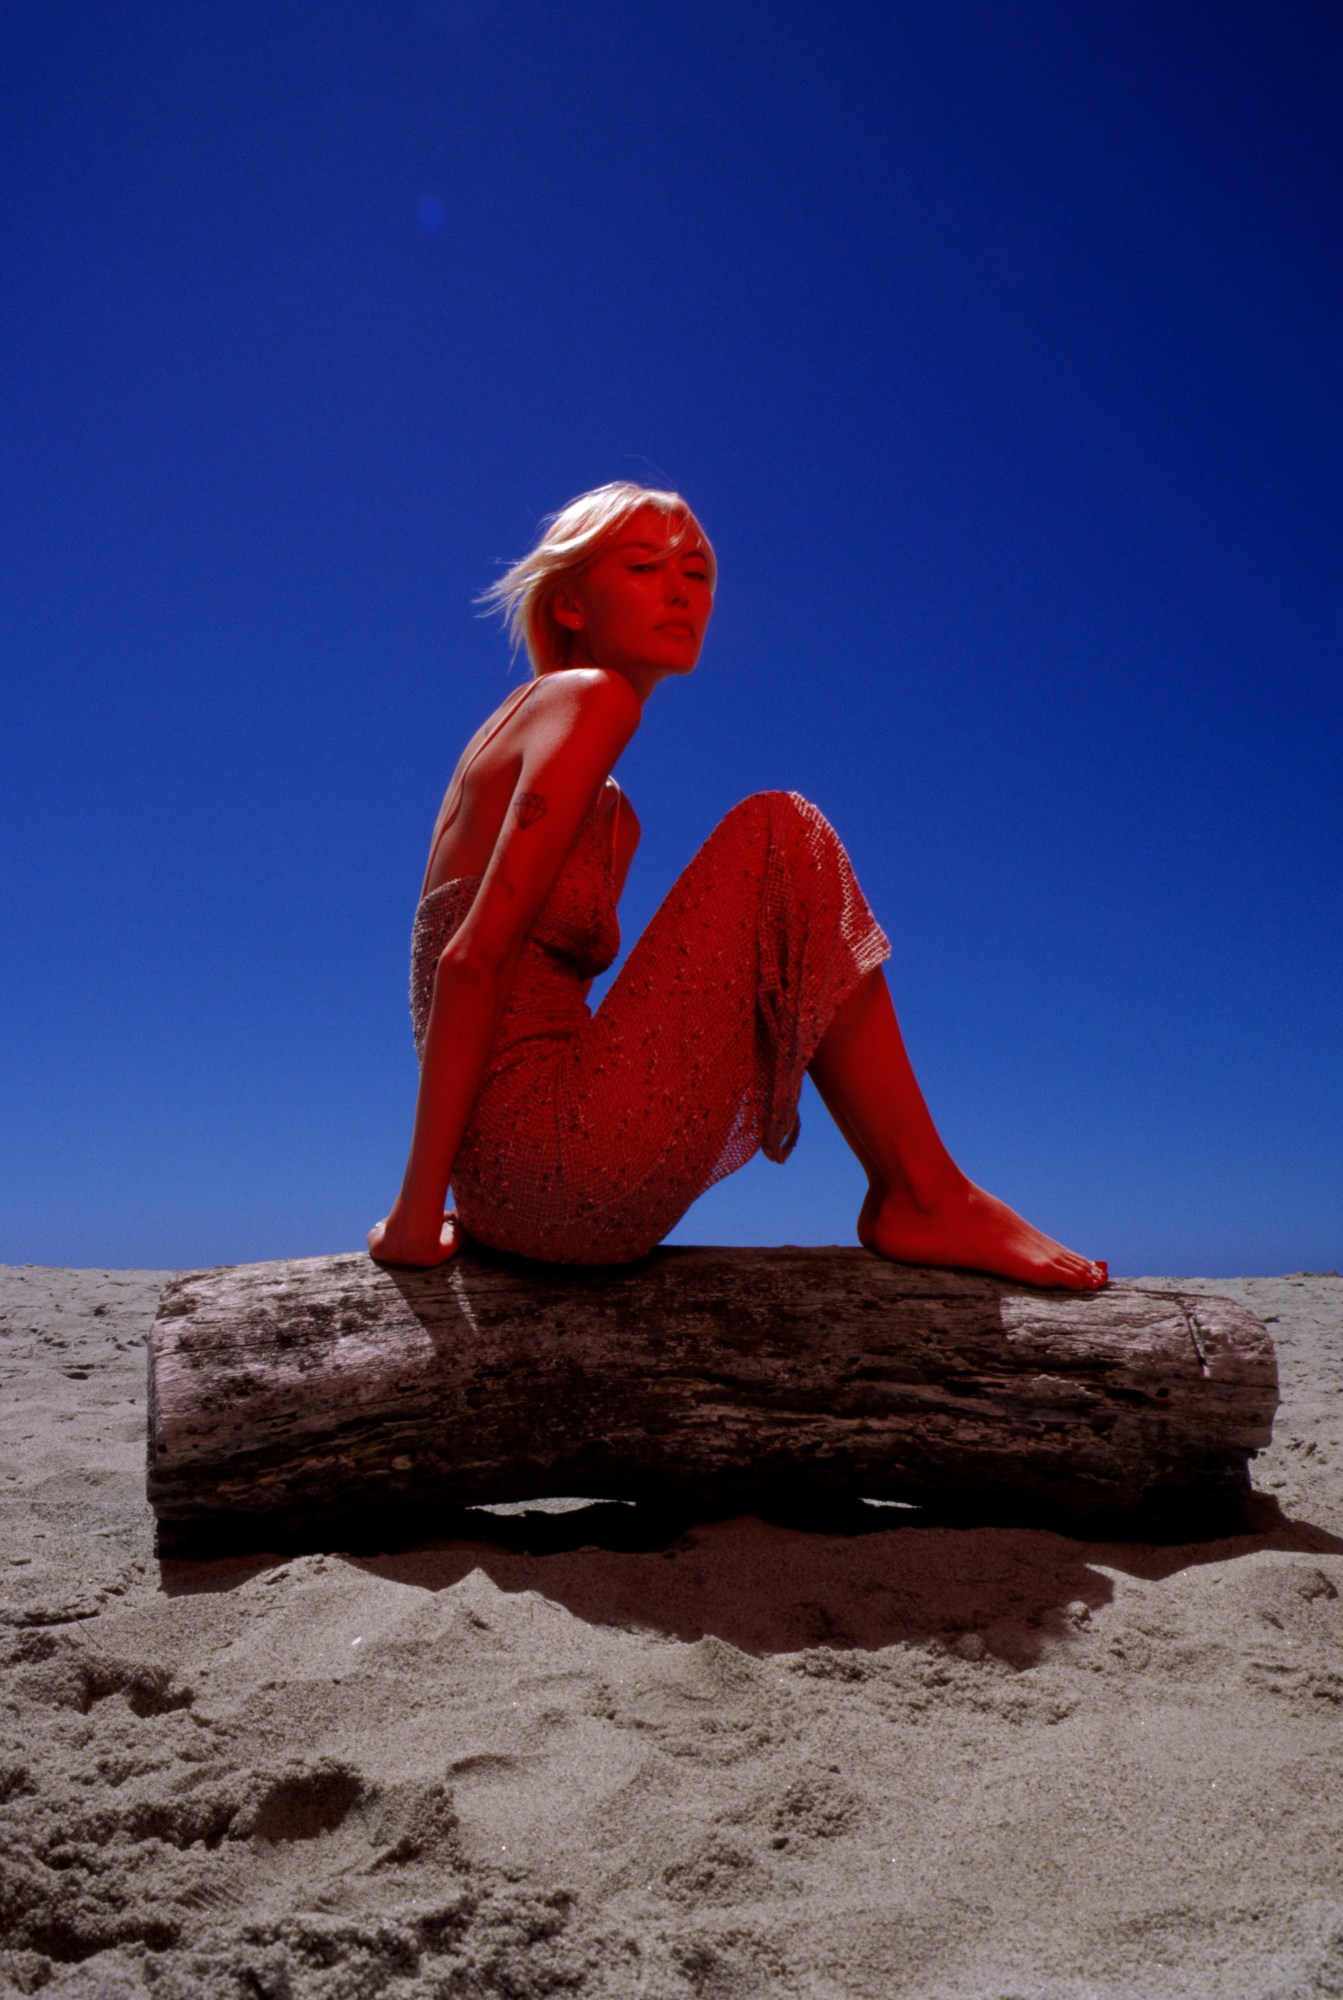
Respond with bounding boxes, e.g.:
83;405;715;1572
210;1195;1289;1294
2;1265;1341;1999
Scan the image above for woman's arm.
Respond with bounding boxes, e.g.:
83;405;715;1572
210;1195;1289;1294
368;668;642;1266
365;934;522;1265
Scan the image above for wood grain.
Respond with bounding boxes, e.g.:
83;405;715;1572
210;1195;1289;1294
147;1247;1278;1547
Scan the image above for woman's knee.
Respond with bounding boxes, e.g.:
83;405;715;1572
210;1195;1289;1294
719;790;823;838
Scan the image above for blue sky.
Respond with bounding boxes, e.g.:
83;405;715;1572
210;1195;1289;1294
2;0;1338;1274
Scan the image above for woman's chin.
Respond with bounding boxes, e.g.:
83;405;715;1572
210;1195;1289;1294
657;639;703;675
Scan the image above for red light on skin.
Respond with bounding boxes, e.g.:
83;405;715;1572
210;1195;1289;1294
548;506;714;702
370;490;1108;1292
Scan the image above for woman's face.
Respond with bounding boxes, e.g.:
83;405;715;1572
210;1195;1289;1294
552;506;714;690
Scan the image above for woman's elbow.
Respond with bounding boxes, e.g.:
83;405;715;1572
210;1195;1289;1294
434;936;509;995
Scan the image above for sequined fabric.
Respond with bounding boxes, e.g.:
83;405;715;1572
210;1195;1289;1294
410;789;889;1264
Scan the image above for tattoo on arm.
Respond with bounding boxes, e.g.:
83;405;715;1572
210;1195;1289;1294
513;791;547;830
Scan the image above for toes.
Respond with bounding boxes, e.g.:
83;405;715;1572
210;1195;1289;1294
1047;1248;1108;1291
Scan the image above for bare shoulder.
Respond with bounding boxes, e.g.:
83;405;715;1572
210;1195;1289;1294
530;666;642;730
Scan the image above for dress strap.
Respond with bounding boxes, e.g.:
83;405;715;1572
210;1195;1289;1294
420;678;541;898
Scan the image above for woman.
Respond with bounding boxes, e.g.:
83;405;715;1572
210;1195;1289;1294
368;482;1106;1289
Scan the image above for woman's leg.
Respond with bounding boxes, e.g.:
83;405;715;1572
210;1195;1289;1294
810;969;1108;1289
457;792;887;1264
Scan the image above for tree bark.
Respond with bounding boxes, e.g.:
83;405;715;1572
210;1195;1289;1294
147;1246;1277;1549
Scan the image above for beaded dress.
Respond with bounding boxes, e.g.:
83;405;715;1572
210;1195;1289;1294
410;787;889;1264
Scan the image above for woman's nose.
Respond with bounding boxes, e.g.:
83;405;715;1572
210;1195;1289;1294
665;570;690;605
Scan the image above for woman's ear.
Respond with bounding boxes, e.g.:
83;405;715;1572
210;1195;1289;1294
549;584;586;633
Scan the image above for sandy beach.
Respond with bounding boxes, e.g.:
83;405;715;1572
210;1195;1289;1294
2;1262;1341;1999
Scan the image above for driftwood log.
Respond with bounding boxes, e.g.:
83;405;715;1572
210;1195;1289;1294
147;1247;1278;1549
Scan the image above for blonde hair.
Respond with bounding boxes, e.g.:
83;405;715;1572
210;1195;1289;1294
477;480;717;676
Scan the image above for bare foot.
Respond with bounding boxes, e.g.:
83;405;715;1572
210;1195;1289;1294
858;1175;1107;1291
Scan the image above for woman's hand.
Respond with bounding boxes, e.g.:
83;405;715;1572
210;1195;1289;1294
367;1208;461;1267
